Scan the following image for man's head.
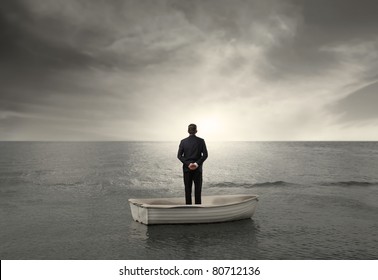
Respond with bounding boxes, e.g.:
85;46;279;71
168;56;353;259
188;124;197;135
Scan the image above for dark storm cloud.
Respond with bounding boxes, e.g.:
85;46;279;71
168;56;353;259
2;0;378;78
171;0;306;78
169;0;378;80
1;0;378;140
0;1;99;70
300;0;378;35
0;0;156;139
332;81;378;123
0;0;180;79
264;0;378;79
0;0;198;90
0;0;104;118
0;1;198;105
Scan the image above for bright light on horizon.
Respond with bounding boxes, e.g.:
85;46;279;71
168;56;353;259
194;116;228;141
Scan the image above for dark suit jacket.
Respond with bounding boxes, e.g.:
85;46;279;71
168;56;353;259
177;134;208;172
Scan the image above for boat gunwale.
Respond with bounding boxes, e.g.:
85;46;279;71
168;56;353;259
128;194;259;209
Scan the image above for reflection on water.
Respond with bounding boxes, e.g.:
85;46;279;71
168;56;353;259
128;219;261;259
1;142;378;259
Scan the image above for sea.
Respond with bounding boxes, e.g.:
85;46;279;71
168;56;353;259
0;141;377;260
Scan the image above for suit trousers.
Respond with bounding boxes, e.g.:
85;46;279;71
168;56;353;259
183;169;202;204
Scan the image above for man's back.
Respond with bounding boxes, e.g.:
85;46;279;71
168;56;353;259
177;135;208;172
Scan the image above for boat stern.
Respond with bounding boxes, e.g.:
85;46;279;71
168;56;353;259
129;199;149;225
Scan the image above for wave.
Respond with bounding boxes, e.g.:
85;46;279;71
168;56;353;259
208;180;378;189
251;181;292;187
208;181;294;189
321;181;378;187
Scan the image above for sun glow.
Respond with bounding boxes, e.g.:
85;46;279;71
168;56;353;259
196;117;223;141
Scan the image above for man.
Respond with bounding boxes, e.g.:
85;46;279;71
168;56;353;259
177;124;208;204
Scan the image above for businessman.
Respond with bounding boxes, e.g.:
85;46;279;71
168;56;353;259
177;124;208;204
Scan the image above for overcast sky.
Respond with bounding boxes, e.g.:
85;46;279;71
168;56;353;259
1;0;378;141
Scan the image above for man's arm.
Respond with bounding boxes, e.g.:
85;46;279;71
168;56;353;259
195;140;208;166
177;141;190;165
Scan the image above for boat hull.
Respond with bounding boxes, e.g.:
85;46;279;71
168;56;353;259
129;194;258;225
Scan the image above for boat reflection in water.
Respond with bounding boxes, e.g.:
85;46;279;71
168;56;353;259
127;215;260;259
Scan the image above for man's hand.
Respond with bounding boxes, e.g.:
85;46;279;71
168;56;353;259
188;162;198;170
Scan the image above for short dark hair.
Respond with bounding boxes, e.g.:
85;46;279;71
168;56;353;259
188;123;197;134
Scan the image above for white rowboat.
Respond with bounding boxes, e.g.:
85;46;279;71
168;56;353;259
128;194;259;225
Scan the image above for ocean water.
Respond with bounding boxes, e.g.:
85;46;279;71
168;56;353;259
0;141;377;260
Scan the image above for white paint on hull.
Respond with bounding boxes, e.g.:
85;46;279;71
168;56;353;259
129;194;259;225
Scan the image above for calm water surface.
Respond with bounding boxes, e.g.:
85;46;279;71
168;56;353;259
0;141;377;259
